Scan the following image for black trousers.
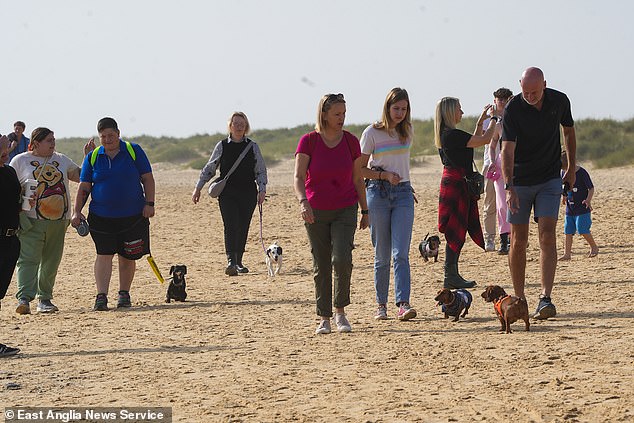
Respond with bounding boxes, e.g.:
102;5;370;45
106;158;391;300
0;236;20;300
218;189;257;256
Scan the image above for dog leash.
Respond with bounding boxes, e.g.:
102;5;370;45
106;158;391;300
258;202;268;257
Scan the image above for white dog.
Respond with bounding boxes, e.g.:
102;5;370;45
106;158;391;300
266;242;283;277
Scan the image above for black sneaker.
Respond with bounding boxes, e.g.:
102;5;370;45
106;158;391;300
0;343;20;357
94;293;109;311
117;290;132;308
225;265;238;276
235;264;249;274
533;296;556;320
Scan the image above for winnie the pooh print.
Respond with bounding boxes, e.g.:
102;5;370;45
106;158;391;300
31;160;68;220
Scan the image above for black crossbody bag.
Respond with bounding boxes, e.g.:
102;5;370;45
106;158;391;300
441;149;485;200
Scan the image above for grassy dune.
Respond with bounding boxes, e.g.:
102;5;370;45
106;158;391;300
54;117;634;169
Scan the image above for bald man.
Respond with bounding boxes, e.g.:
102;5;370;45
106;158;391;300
500;67;577;320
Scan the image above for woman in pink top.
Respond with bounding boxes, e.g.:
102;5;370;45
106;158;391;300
294;93;369;335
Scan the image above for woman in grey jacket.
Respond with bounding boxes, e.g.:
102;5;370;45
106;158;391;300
192;112;267;276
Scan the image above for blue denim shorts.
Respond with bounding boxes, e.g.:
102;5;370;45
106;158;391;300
564;213;592;235
507;177;561;224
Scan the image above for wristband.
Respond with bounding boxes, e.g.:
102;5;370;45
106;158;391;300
145;201;155;206
299;198;308;204
361;209;369;215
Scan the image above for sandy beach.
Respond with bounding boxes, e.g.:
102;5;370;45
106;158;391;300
2;157;633;422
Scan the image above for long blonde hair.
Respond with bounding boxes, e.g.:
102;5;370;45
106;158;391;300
433;97;459;148
373;87;412;143
315;93;345;133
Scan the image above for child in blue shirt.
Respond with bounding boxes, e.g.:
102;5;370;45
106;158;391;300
559;151;598;260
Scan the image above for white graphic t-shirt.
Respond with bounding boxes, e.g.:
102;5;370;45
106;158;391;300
9;151;79;220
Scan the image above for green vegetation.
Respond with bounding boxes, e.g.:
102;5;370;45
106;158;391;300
54;117;634;169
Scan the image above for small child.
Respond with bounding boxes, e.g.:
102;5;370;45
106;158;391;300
559;151;598;260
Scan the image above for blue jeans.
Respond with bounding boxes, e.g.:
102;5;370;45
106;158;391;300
367;180;414;305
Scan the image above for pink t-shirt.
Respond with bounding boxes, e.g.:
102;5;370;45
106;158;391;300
296;130;361;210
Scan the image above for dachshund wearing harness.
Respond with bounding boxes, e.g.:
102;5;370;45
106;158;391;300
481;285;530;334
419;233;441;262
435;288;472;322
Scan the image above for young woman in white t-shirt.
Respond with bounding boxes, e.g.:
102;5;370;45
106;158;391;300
359;88;417;321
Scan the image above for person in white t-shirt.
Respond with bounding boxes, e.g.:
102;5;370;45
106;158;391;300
9;128;81;314
360;88;417;322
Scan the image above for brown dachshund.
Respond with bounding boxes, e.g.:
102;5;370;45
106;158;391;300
434;288;472;322
481;285;530;334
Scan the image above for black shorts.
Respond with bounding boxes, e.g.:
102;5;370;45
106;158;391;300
88;213;150;260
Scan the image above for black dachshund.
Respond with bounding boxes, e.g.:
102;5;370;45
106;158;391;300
166;264;187;303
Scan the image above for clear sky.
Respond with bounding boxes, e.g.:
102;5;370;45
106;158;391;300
2;0;632;138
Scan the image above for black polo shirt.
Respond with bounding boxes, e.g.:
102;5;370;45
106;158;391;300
501;88;574;186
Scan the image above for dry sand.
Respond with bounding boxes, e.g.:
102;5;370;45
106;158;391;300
2;157;633;422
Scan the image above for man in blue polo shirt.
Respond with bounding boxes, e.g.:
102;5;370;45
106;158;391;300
500;67;577;320
71;117;155;311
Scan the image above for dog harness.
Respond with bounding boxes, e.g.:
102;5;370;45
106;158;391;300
441;289;472;316
90;141;136;166
494;295;512;316
424;243;439;256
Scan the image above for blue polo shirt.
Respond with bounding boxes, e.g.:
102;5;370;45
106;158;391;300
8;135;30;162
80;140;152;218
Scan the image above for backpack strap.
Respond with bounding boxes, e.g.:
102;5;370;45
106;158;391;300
90;141;136;166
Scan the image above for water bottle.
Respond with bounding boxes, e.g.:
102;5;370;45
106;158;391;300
76;218;90;237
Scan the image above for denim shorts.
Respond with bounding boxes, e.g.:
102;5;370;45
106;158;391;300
564;213;592;235
507;177;561;224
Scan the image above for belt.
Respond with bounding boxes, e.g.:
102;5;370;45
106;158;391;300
368;180;410;186
3;228;18;237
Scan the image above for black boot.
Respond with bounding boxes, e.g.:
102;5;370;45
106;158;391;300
225;253;238;276
444;245;476;289
498;233;510;255
456;260;476;286
235;251;249;274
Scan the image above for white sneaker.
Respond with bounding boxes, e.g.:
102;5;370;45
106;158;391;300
334;313;352;333
485;240;496;252
36;299;59;313
315;319;331;335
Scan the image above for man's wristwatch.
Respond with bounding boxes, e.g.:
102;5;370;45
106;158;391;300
361;209;369;215
145;201;155;206
504;182;513;191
